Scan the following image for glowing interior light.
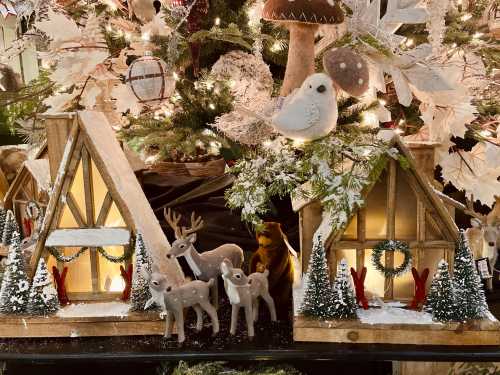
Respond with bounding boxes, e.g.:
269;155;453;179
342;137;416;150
109;275;125;292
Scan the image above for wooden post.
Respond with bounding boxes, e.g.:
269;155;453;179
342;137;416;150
385;159;397;300
40;113;77;182
356;209;366;272
299;202;323;273
0;168;9;202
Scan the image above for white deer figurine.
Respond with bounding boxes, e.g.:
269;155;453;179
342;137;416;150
164;208;244;306
142;265;219;343
466;216;500;290
220;258;277;339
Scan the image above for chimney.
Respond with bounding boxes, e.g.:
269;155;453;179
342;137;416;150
406;141;439;181
39;113;76;182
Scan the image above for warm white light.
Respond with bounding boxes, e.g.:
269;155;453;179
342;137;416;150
479;129;492;137
293;139;305;147
214;17;221;26
452;43;458;48
209;103;216;110
398;119;405;125
270;41;281;52
105;24;113;32
395;128;404;135
173;72;180;81
473;32;484;39
109;276;125;292
461;13;472;21
362;111;378;127
378;99;387;106
141;32;150;41
405;38;414;47
124;32;132;41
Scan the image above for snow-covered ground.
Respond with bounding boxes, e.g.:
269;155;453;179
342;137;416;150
57;301;130;318
357;306;437;325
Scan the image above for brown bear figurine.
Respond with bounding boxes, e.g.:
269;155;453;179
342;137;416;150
249;222;294;320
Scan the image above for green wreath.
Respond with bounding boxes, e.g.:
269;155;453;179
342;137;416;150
371;240;412;278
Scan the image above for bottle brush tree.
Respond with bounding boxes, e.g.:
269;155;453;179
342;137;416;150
130;233;153;311
330;259;357;319
27;258;59;315
453;231;489;321
299;235;335;319
0;232;30;314
424;259;457;322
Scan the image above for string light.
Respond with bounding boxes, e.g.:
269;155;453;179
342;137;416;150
141;32;150;41
209;103;216;110
473;32;484;39
405;38;414;47
479;129;492;137
214;17;221;26
460;13;472;21
361;112;378;127
270;41;282;52
378;99;387;106
173;72;180;81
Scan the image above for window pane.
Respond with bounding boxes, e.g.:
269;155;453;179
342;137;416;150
64;248;92;293
99;246;125;292
393;249;416;300
364;249;385;298
395;172;417;240
365;172;387;239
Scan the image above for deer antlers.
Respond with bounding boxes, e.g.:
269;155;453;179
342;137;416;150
164;208;204;239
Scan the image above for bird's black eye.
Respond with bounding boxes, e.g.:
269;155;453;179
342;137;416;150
317;85;326;93
309;85;312;88
180;244;185;249
235;274;241;279
153;281;159;285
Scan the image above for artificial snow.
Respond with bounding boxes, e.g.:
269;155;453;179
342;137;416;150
56;302;130;318
357;306;438;325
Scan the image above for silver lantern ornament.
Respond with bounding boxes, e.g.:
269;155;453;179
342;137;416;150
126;52;175;103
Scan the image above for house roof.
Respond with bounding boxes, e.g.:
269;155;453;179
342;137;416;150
29;111;184;285
3;159;50;210
293;133;459;245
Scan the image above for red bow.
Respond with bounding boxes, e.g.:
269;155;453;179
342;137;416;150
120;264;133;301
52;266;69;305
409;267;429;310
350;267;369;310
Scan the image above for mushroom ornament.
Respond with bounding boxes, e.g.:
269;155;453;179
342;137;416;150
323;47;370;97
272;73;338;141
262;0;344;96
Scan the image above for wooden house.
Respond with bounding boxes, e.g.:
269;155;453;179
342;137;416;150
0;0;39;85
292;133;500;345
0;111;184;338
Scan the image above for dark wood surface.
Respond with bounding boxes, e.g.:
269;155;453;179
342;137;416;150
1;336;500;363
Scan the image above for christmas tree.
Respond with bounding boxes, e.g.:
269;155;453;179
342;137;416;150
299;235;335;320
130;233;153;311
453;231;489;322
27;258;60;316
424;259;457;323
0;208;7;240
1;210;18;246
330;259;357;320
0;232;30;314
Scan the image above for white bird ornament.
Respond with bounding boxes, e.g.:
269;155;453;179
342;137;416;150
272;73;338;141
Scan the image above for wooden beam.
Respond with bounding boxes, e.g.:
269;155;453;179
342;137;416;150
45;228;130;247
81;146;99;294
66;192;87;227
356;209;366;272
29;122;80;278
335;240;455;250
415;200;426;272
96;191;113;226
385;159;397;300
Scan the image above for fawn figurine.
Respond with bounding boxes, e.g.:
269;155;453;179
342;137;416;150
143;265;219;343
220;258;277;339
164;209;244;306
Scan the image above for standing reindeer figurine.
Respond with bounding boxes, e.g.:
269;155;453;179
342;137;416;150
143;265;219;343
164;208;244;306
220;258;277;339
